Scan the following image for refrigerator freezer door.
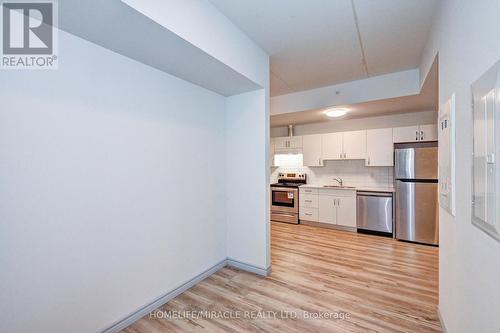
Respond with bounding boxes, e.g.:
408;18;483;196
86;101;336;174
395;147;438;180
396;181;439;245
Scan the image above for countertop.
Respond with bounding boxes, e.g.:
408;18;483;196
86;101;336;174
300;184;395;193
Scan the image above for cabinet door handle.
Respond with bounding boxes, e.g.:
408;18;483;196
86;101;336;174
337;199;340;206
420;130;424;141
318;158;321;165
305;200;312;203
305;213;312;216
367;157;370;165
344;153;347;159
416;130;419;141
333;199;336;206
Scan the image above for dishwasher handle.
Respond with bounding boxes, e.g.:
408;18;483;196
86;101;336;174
357;191;393;197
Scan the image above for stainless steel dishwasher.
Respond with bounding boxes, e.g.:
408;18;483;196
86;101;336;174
357;191;393;235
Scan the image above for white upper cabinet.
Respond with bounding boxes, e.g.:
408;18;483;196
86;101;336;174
270;138;276;167
366;128;394;166
393;124;438;143
302;134;323;167
343;130;367;160
393;125;420;143
322;132;343;160
274;136;302;151
419;124;438;141
270;125;436;168
288;136;302;149
274;137;288;150
322;131;366;160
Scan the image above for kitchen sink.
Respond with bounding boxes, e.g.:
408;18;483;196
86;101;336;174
323;185;356;189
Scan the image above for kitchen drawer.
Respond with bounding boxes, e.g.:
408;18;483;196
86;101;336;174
300;194;318;208
300;208;318;222
318;188;356;197
300;187;318;195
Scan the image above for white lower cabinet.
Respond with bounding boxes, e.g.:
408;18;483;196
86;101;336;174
300;188;356;230
318;195;336;224
335;196;357;228
300;194;318;208
299;188;319;222
300;207;318;221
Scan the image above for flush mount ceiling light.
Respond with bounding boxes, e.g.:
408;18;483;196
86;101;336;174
324;108;348;118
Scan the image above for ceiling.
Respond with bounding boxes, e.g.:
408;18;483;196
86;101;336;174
270;57;438;127
209;0;440;97
57;0;261;96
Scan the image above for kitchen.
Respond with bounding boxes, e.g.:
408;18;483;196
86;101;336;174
270;108;439;245
4;1;500;332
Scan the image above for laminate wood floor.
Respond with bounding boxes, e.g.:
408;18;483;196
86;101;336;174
122;222;441;333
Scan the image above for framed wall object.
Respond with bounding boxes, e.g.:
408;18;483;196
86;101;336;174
439;93;456;216
471;60;500;242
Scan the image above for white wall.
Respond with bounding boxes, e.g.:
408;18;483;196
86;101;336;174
271;110;437;137
0;30;227;333
123;0;271;274
121;0;269;88
226;89;270;270
420;1;500;332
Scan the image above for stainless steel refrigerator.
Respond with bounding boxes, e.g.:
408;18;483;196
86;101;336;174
394;142;439;245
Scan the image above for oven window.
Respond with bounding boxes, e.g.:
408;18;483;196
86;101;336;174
272;190;295;207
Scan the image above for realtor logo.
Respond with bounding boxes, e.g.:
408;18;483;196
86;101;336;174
1;1;58;69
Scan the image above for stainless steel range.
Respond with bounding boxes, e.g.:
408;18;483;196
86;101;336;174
270;172;307;224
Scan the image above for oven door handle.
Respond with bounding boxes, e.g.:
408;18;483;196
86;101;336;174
274;212;296;218
272;187;298;192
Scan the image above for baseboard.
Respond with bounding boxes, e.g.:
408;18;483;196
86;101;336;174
437;306;448;333
100;257;270;333
300;220;357;233
226;258;271;276
100;259;227;333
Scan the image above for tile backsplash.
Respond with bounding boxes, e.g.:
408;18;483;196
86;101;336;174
271;159;394;188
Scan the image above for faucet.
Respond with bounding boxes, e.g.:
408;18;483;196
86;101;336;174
333;177;344;187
